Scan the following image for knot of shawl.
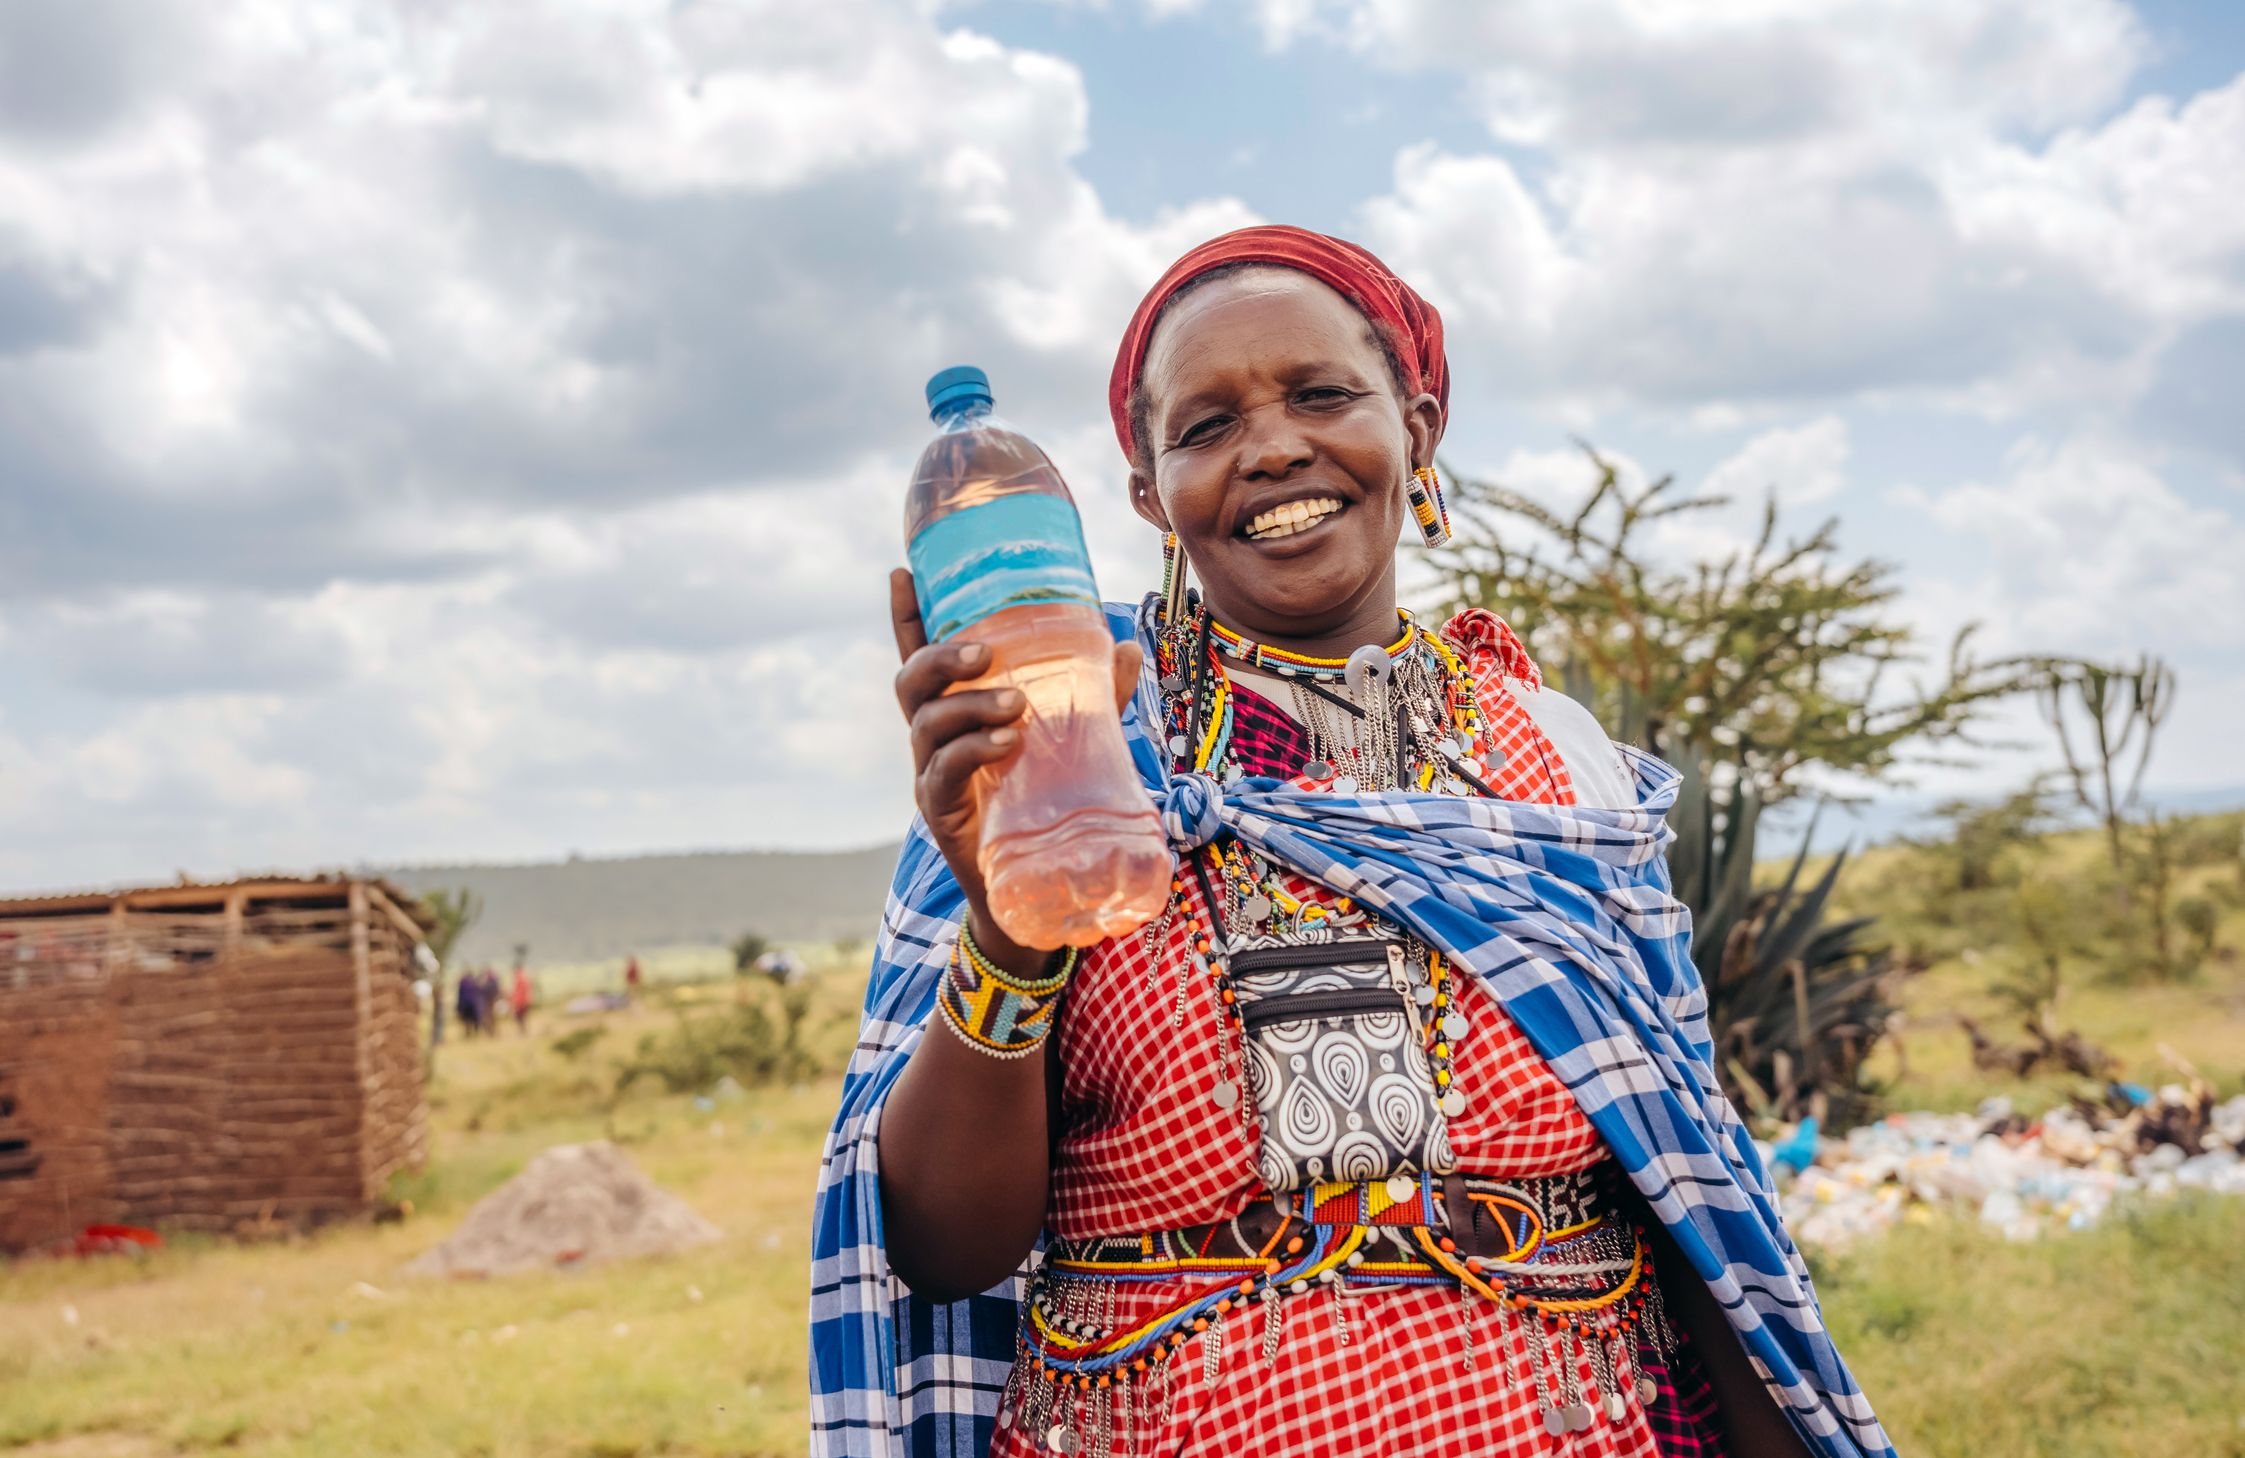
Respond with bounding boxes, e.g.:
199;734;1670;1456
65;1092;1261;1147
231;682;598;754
1157;771;1225;851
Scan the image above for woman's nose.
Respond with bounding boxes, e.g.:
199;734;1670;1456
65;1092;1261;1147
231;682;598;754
1238;404;1313;480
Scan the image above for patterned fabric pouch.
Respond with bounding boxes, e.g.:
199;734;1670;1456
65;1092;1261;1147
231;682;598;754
1230;936;1457;1192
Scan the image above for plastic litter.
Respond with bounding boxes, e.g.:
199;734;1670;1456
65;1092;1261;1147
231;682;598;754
1764;1087;2245;1248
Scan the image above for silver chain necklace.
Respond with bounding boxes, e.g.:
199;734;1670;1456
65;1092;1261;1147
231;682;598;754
1282;644;1454;792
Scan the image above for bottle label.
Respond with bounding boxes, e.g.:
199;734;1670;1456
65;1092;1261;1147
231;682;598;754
908;494;1100;641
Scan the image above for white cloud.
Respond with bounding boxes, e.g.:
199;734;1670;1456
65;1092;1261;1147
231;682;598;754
1333;0;2147;144
1703;416;1850;508
1338;2;2245;420
1899;433;2245;657
1945;79;2245;323
4;0;2240;890
0;0;1248;600
0;0;1249;888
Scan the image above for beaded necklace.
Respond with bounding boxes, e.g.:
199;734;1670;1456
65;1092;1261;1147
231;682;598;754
1154;599;1503;795
1149;594;1492;1121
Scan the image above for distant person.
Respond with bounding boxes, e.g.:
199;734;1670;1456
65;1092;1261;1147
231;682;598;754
454;969;480;1038
476;966;503;1038
754;948;805;986
624;954;643;997
510;961;534;1035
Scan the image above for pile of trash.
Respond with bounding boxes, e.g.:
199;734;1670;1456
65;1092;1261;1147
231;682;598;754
1765;1084;2245;1248
405;1140;720;1278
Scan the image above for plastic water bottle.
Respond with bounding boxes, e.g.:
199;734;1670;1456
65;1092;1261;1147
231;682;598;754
905;366;1170;948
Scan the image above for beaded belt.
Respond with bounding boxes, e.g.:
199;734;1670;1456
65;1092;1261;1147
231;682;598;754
1004;1164;1680;1452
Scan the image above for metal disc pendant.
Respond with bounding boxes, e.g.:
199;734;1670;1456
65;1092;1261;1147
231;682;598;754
1607;1393;1627;1421
1542;1410;1567;1437
1209;1081;1239;1110
1345;644;1393;695
1159;673;1186;693
1441;1011;1469;1039
1459;758;1484;777
1413;984;1438;1006
1168;735;1188;756
1439;1089;1467;1117
1303;759;1333;781
1224;761;1245;784
1487;749;1508;769
1566;1402;1594;1431
1638;1376;1659;1405
1048;1424;1077;1454
1332;775;1358;795
1385;1173;1416;1203
1243;895;1273;922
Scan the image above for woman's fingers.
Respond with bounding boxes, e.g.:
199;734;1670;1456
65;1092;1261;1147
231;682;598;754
910;687;1027;768
889;569;929;663
921;725;1022;810
894;638;991;718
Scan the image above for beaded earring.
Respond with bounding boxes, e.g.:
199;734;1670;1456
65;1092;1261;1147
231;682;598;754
1160;530;1191;627
1406;464;1452;548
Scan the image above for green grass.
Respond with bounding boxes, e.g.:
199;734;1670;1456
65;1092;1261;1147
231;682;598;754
1825;815;2245;1117
1818;1196;2245;1457
513;944;828;1003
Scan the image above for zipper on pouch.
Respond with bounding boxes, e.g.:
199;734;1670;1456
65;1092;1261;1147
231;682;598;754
1226;938;1397;976
1237;985;1411;1033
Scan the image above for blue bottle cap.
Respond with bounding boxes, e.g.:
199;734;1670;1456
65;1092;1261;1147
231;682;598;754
926;365;993;421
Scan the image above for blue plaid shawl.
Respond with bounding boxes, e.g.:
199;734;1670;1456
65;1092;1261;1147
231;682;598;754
811;600;1894;1458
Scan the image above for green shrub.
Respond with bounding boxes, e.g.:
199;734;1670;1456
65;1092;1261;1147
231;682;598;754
2175;896;2220;962
550;1027;607;1062
614;983;817;1095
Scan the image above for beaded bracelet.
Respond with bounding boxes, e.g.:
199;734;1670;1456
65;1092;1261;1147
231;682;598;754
958;919;1078;996
936;975;1049;1060
936;934;1077;1060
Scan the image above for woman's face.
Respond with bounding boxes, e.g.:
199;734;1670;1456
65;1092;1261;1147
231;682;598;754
1129;268;1441;649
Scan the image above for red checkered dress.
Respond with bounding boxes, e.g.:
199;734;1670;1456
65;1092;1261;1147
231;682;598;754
992;611;1724;1458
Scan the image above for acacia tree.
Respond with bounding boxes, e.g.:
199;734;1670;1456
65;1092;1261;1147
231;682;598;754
1430;448;2047;1123
421;887;482;970
2036;655;2176;882
1431;446;2035;801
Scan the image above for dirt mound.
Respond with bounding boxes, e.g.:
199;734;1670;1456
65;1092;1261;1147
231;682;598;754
405;1141;720;1278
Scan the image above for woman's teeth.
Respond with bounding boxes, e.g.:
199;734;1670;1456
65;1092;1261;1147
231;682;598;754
1244;497;1343;541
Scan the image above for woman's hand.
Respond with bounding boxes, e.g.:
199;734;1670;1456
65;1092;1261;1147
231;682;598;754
887;568;1142;963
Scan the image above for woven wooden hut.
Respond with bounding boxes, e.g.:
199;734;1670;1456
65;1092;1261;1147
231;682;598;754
0;876;432;1252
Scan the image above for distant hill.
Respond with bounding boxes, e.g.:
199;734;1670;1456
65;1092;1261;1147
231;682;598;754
372;783;2245;966
381;845;902;966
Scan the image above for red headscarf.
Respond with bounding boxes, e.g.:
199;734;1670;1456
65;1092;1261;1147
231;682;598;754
1107;224;1448;463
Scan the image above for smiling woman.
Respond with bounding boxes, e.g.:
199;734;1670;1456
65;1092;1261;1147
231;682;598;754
813;227;1891;1458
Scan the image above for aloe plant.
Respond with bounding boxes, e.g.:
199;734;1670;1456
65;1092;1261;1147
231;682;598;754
1664;748;1902;1126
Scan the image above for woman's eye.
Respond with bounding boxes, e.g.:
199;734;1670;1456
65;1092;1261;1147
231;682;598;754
1178;416;1228;446
1298;387;1348;405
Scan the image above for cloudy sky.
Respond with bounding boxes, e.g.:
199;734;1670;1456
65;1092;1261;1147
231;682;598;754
2;0;2241;893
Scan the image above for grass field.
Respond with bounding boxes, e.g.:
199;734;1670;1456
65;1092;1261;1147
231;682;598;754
1836;814;2245;1114
5;864;2245;1457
